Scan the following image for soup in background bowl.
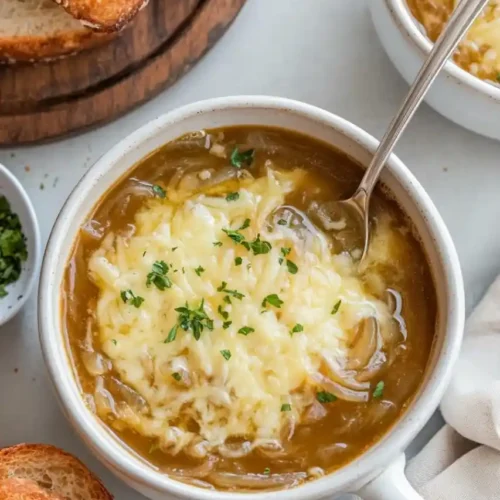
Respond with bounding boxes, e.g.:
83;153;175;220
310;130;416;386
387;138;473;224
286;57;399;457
39;97;464;500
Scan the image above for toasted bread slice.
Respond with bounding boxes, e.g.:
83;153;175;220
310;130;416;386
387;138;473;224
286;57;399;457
0;477;64;499
53;0;149;32
0;444;113;500
0;0;112;62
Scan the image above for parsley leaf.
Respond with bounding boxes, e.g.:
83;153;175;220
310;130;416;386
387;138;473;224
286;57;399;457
172;372;182;382
220;349;232;360
316;391;337;403
262;294;283;308
281;403;292;412
290;323;303;335
222;321;232;329
277;219;287;226
147;261;172;290
194;266;205;276
217;282;245;300
164;325;178;343
111;339;117;345
331;300;342;315
373;381;385;399
170;300;214;341
281;247;291;257
120;289;144;308
263;467;271;475
286;260;298;274
235;256;242;266
230;148;255;168
213;241;223;247
238;326;255;336
239;218;251;230
226;192;240;202
217;305;229;320
247;234;272;255
152;184;166;198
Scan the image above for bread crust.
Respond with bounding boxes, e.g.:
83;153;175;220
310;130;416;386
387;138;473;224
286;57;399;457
0;444;113;500
0;29;113;63
53;0;149;32
0;478;64;499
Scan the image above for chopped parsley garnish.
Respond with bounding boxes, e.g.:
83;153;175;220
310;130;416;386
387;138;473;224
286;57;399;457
194;265;205;276
217;305;229;320
277;219;287;226
290;323;303;335
230;148;255;168
0;196;28;298
172;247;178;252
235;256;242;266
239;218;251;230
152;184;166;198
222;321;232;329
164;325;178;343
169;300;214;341
213;241;223;247
244;234;272;255
373;381;385;399
217;281;245;300
316;391;337;403
220;349;232;360
226;192;240;202
146;261;172;290
223;295;232;304
281;403;292;412
262;294;283;308
497;73;500;83
286;260;298;274
281;247;291;257
263;467;271;475
223;228;246;243
120;289;144;308
172;372;182;382
331;300;342;315
111;339;117;345
238;326;255;336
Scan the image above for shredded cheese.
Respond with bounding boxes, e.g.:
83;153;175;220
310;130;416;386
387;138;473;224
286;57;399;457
88;168;393;456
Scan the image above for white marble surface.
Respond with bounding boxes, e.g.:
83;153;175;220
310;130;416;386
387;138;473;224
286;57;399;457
0;0;498;497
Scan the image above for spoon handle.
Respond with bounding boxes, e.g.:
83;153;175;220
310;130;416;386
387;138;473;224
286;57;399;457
358;0;489;196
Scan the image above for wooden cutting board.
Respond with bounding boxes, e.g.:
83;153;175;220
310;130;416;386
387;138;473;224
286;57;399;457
0;0;246;145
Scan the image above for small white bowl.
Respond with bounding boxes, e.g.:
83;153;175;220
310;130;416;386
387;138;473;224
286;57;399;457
0;163;41;325
370;0;500;141
39;96;464;500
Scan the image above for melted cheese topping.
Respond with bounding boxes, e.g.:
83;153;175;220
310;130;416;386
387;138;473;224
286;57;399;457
88;168;393;455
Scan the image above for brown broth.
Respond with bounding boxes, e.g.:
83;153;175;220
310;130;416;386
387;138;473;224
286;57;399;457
62;126;436;490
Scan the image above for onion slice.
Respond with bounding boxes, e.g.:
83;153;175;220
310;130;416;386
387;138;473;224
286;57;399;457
207;471;307;490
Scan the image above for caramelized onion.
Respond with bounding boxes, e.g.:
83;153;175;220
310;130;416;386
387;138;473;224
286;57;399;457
218;441;252;458
207;471;307;490
346;317;380;371
81;351;110;377
386;288;408;341
171;477;215;490
321;353;370;391
311;372;369;403
303;400;327;424
107;377;148;414
163;455;217;478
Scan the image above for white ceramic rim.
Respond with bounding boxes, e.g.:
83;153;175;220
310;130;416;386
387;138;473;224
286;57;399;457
387;0;500;99
39;96;464;500
0;163;41;325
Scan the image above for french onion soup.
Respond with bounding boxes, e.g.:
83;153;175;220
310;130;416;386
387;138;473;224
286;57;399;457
408;0;500;83
62;127;436;491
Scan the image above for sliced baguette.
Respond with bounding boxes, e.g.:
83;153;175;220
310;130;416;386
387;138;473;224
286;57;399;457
0;444;113;500
0;477;64;499
0;0;112;62
54;0;149;32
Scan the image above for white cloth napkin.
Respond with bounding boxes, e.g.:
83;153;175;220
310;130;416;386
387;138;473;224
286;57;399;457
406;276;500;500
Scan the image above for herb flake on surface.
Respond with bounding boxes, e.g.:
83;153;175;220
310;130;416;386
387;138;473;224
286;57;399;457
220;349;232;360
147;261;172;290
230;148;255;169
226;192;240;202
290;324;303;335
316;391;337;403
373;381;384;399
120;289;144;308
262;294;283;308
331;300;342;315
152;184;166;198
238;326;255;336
281;403;292;412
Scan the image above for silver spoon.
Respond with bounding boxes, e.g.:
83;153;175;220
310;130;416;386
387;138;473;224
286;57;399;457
327;0;489;261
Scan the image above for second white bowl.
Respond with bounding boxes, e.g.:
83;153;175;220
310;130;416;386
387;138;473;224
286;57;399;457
370;0;500;141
